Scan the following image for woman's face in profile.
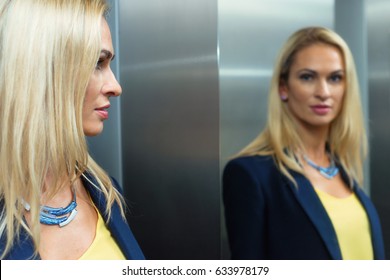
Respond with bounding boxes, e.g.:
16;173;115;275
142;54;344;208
279;43;345;131
83;18;122;137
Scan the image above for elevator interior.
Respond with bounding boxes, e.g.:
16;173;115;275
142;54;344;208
88;0;390;259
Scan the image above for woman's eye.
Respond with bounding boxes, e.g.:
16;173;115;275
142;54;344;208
95;59;104;70
330;74;343;82
299;73;313;81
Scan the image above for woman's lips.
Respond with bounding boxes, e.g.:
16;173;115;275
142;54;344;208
95;104;110;119
311;105;331;115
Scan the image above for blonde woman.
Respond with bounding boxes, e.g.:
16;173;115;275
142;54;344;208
0;0;144;259
223;27;385;260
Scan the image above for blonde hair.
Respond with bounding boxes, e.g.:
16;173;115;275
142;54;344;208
237;27;367;187
0;0;124;258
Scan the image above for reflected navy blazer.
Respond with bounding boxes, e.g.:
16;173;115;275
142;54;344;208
1;172;145;260
223;155;385;260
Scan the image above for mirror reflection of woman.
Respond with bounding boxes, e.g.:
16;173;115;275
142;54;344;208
223;27;385;260
0;0;144;260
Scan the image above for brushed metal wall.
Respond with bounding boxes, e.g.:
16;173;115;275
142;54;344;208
367;0;390;259
118;0;220;259
219;0;334;258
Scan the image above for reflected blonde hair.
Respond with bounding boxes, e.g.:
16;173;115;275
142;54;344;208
0;0;124;258
237;27;367;187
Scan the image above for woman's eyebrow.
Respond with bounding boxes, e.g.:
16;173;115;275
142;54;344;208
331;69;345;74
298;68;317;74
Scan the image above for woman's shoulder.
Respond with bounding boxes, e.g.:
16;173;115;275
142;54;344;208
109;176;122;192
223;155;279;181
81;172;124;198
224;155;276;172
222;155;288;199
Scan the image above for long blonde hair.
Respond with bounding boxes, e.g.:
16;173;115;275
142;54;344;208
0;0;124;258
237;27;367;187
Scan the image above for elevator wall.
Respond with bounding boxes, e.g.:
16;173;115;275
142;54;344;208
118;0;220;259
367;0;390;259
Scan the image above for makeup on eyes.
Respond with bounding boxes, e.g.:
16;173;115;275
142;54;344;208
295;69;344;83
95;49;114;70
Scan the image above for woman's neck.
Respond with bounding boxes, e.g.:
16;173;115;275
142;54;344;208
297;124;329;163
41;172;74;207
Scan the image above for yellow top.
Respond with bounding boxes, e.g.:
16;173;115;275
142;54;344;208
79;211;126;260
315;188;373;260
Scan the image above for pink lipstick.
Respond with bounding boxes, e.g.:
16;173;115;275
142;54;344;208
95;104;110;119
311;105;330;115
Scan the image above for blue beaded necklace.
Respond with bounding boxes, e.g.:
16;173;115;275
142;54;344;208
23;187;78;227
303;154;339;179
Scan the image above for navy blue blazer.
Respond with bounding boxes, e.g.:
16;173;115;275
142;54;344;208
0;172;145;260
223;155;385;260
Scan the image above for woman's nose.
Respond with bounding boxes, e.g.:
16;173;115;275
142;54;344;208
316;79;331;99
103;69;122;97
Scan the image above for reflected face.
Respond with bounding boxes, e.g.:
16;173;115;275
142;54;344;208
83;18;122;136
280;43;345;132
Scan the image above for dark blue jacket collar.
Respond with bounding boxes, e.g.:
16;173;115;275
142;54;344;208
80;172;145;260
285;165;385;260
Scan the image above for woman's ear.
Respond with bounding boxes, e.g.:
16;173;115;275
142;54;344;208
279;82;288;101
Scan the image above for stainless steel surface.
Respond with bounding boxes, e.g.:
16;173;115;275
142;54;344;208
367;0;390;259
335;0;370;192
219;0;334;258
119;0;220;259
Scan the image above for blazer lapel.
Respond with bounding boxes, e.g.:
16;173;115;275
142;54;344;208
81;172;145;260
3;229;39;259
354;187;385;259
286;171;342;260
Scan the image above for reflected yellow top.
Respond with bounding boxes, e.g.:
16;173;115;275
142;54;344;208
315;188;373;260
79;211;126;260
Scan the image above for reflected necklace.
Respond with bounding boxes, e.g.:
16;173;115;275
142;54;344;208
22;187;78;227
303;154;339;179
